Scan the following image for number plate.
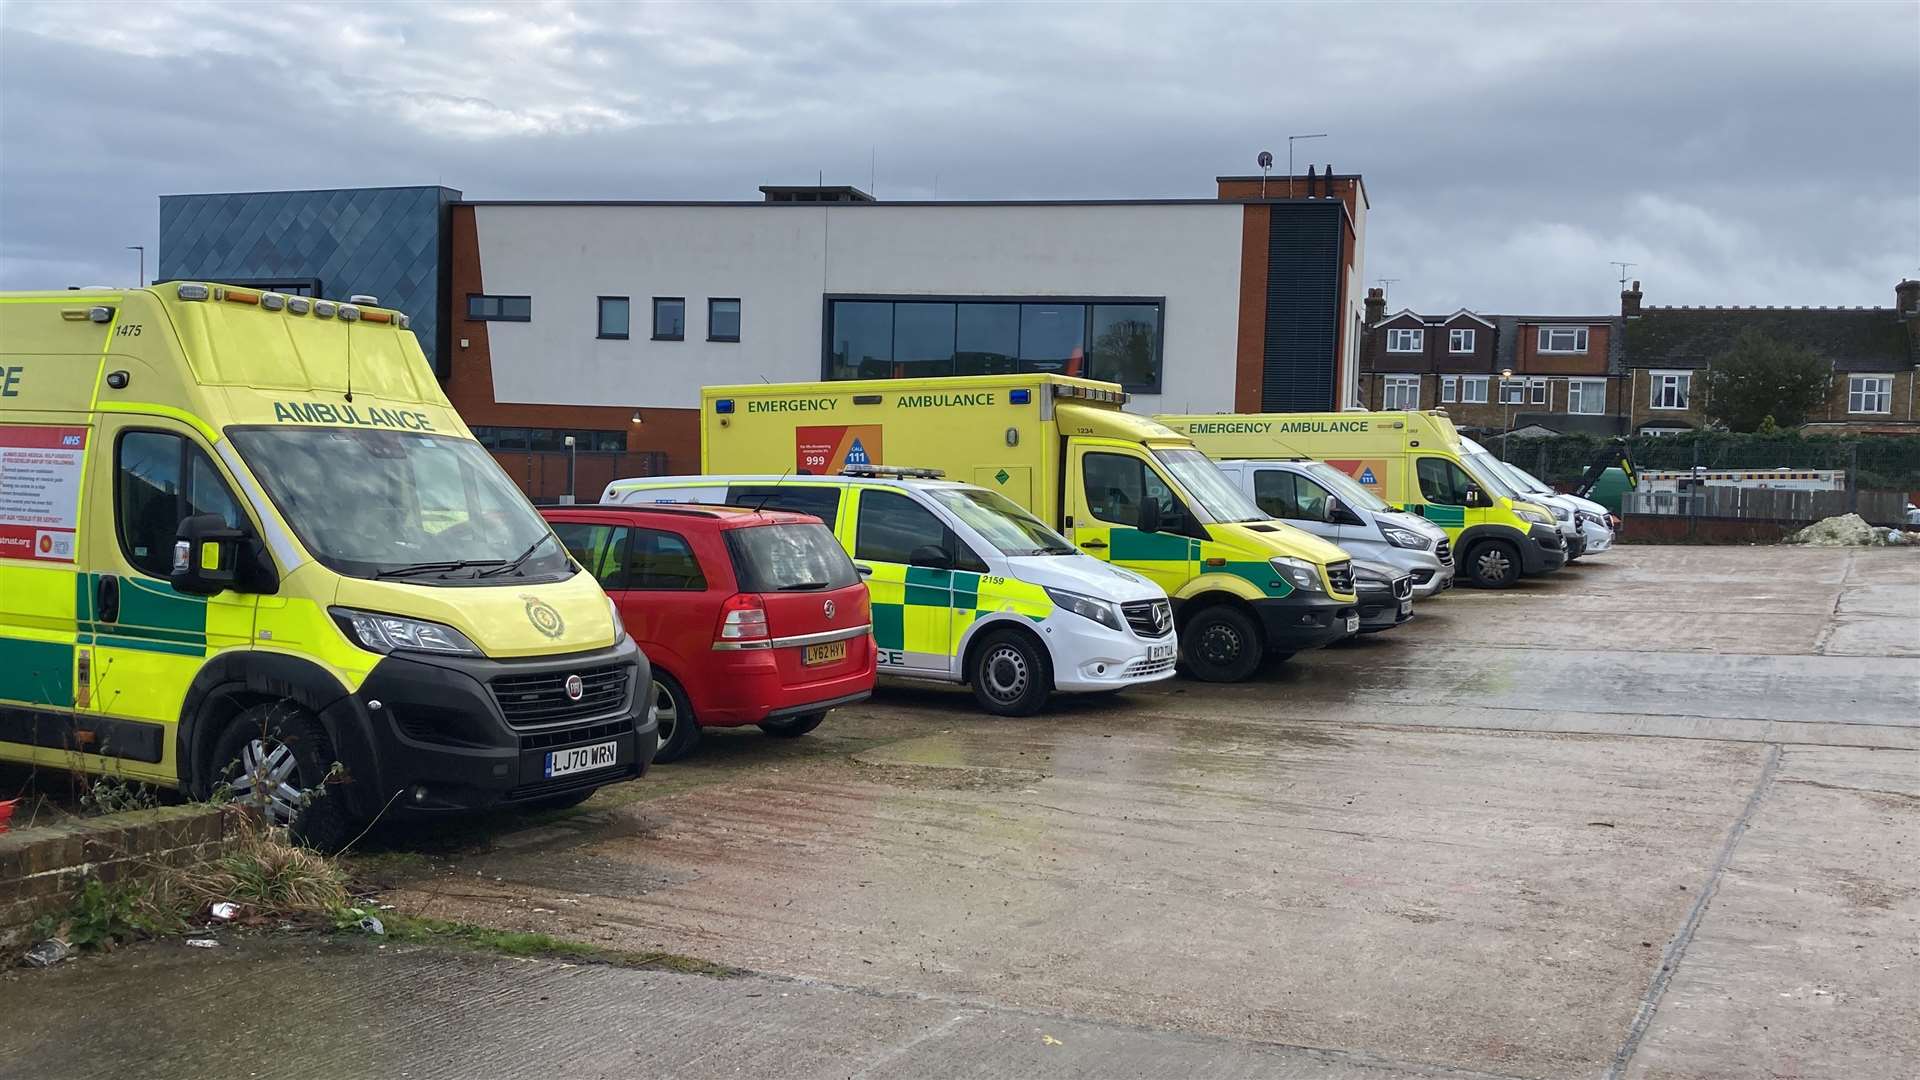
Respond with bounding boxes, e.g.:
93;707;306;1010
1399;599;1412;616
545;740;619;779
1147;643;1175;662
1345;613;1360;633
803;640;848;666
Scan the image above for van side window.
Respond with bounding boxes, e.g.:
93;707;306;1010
116;431;245;579
550;521;625;589
624;528;707;590
1252;471;1300;519
855;490;984;571
1416;457;1473;506
727;485;840;526
1083;452;1179;528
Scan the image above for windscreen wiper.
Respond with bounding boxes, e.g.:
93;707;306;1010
376;558;507;579
777;580;831;591
477;532;555;579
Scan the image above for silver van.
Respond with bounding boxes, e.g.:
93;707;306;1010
1213;459;1454;598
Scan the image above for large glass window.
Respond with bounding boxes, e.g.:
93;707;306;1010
855;489;974;567
1461;376;1489;403
116;431;246;579
727;523;858;592
1538;327;1589;353
597;296;630;340
1386;328;1423;352
1848;375;1892;415
925;488;1076;557
229;428;569;583
1252;469;1303;520
1416;457;1475;506
1383;375;1420;410
622;528;707;590
467;294;530;321
1082;453;1181;529
1651;371;1691;410
829;301;894;379
652;297;685;341
1567;379;1606;414
826;298;1163;390
893;302;957;378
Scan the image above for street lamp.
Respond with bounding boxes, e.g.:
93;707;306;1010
1499;368;1515;458
562;435;577;505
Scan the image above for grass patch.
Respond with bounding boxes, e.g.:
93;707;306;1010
364;911;740;976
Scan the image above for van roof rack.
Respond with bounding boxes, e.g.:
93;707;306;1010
841;464;945;480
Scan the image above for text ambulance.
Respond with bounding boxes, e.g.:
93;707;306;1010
1159;410;1566;589
0;285;653;847
699;375;1356;683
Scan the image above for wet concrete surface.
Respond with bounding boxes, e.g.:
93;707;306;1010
3;546;1915;1078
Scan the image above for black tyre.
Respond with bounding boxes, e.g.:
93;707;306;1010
758;712;826;738
1180;605;1263;683
520;788;596;813
969;629;1052;717
209;702;357;852
649;674;701;764
1466;540;1522;589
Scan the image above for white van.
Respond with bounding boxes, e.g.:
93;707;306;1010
1480;454;1614;557
604;469;1176;715
1213;459;1454;598
1459;438;1586;560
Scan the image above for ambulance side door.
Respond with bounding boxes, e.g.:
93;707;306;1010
848;488;953;677
1066;444;1194;596
83;419;258;775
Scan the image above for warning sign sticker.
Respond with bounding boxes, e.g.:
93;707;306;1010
1326;458;1391;500
796;425;883;475
0;425;87;563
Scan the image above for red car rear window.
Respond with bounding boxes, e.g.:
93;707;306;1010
726;523;859;593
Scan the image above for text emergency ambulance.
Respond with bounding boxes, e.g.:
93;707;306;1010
0;285;653;848
604;470;1176;715
1159;410;1566;589
698;375;1356;683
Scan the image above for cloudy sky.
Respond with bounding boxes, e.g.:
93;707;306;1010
2;1;1915;313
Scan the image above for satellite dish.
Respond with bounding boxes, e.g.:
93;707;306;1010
1257;151;1274;169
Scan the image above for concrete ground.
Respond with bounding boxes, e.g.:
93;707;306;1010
3;545;1915;1079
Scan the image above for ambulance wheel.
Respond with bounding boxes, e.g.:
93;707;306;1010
1180;605;1263;683
1465;540;1521;589
210;702;355;852
969;629;1052;717
649;674;701;764
759;712;825;738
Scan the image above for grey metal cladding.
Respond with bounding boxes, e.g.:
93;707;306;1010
1261;201;1342;412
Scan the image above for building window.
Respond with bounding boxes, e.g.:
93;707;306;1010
1449;328;1475;353
472;427;627;453
708;298;741;342
1651;371;1691;410
1848;375;1893;415
1567;379;1606;415
467;294;531;321
1460;375;1489;404
1500;378;1526;405
823;296;1164;392
1538;326;1589;354
652;297;685;341
1440;376;1458;403
1386;328;1424;353
1383;375;1420;410
597;296;629;340
1528;378;1547;405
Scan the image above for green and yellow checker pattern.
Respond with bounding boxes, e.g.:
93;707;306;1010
865;564;1053;672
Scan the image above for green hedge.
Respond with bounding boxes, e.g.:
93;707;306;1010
1492;431;1920;494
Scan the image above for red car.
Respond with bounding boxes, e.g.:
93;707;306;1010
540;505;874;763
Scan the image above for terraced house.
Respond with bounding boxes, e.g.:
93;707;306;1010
1362;279;1920;435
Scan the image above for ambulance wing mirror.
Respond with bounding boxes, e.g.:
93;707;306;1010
1136;498;1163;534
1325;496;1364;526
171;514;246;596
1463;486;1487;508
908;545;953;571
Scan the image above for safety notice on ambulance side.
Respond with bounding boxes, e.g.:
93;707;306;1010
0;426;86;562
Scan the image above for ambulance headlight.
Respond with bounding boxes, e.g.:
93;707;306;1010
1270;557;1326;595
606;597;627;643
330;607;482;656
1043;588;1123;632
1516;508;1552;526
1379;526;1429;550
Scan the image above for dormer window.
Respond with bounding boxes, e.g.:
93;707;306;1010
1538;327;1589;354
1386;328;1424;353
1448;328;1475;353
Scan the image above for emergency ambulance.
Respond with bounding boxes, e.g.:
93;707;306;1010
696;375;1357;683
603;469;1176;715
0;285;653;848
1159;410;1566;589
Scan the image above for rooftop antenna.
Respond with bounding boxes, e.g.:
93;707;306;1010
1611;261;1637;291
1256;150;1274;198
752;468;794;507
1286;133;1327;198
870;146;876;198
1375;277;1400;299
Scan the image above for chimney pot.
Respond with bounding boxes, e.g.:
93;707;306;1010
1364;287;1387;324
1896;279;1920;319
1621;279;1644;318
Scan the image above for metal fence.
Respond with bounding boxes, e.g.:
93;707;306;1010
1622;486;1907;525
489;450;670;504
1495;432;1920;496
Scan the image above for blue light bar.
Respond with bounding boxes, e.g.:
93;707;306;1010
715;399;736;414
1010;389;1031;405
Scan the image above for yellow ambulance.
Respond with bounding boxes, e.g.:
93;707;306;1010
0;285;653;848
698;375;1356;682
1157;409;1566;588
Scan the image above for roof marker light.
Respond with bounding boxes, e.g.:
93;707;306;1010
287;297;311;315
338;304;361;322
261;293;286;311
223;288;261;305
1010;389;1031;405
177;283;210;301
397;314;410;329
359;308;391;324
313;300;337;319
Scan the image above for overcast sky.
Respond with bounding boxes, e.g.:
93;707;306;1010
2;1;1915;313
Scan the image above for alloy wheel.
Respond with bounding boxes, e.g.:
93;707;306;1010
652;679;678;749
229;738;307;826
1476;548;1513;583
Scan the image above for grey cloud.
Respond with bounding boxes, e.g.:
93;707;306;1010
2;1;1914;313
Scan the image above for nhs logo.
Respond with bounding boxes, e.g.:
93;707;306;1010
61;434;83;447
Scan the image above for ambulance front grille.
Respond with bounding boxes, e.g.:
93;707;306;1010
490;663;631;727
1121;599;1174;639
1392;576;1413;601
1326;561;1354;594
1124;654;1177;678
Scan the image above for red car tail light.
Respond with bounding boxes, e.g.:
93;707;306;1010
715;593;769;645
